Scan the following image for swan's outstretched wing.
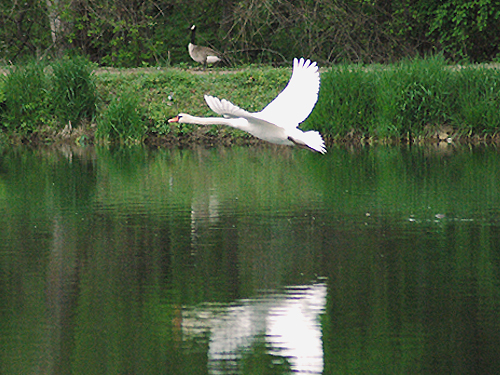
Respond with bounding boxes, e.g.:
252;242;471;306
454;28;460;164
204;95;252;119
204;94;292;144
256;58;320;129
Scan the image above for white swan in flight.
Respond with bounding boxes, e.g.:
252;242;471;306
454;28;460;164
169;58;326;154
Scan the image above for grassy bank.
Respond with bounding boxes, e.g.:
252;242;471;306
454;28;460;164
1;56;500;146
308;56;500;143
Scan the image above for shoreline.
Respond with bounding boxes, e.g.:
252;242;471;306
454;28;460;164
9;123;500;150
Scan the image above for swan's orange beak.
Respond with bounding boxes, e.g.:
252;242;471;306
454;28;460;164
168;116;180;123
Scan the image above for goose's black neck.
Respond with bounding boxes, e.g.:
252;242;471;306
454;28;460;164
190;26;196;44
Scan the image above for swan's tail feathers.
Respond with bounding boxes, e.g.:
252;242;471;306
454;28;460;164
304;130;327;154
289;130;327;154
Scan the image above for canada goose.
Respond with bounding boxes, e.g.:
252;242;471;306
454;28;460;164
188;24;221;68
169;58;326;154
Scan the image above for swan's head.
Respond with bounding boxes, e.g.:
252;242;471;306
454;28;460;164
168;114;191;124
190;24;196;31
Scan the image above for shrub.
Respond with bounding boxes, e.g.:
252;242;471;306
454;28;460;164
97;94;145;143
1;62;51;135
306;56;466;140
50;56;97;127
375;55;453;138
449;67;500;134
306;65;377;138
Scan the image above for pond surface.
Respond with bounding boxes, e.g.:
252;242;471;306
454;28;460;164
0;144;499;374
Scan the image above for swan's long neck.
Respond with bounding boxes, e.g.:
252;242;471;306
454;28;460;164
180;114;245;128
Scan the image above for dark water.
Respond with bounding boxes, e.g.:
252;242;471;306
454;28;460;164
0;144;499;374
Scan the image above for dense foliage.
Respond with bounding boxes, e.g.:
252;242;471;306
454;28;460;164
1;0;500;67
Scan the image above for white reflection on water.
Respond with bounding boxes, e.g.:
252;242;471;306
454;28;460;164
182;282;327;374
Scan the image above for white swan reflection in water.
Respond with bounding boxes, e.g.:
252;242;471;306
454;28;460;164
181;282;327;374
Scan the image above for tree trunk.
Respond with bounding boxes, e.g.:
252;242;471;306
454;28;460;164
46;0;69;56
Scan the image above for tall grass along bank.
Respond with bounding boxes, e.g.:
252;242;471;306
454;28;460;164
1;56;500;146
51;56;97;126
307;55;500;143
0;57;97;144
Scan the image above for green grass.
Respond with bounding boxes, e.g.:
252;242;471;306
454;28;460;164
305;64;377;139
96;92;145;144
449;66;500;134
308;55;500;141
2;56;500;144
95;66;290;141
0;56;98;141
307;55;455;140
1;61;51;135
376;56;453;139
50;56;97;127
